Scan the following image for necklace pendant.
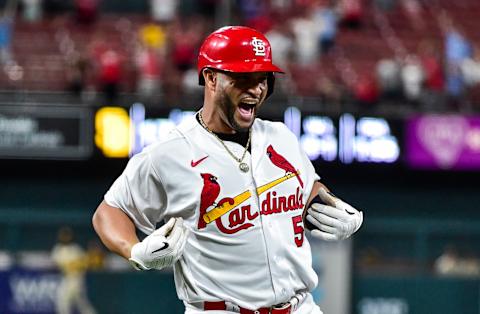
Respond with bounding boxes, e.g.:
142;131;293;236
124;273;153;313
239;162;249;173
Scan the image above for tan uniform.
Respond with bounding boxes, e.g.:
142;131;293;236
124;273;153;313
51;243;96;314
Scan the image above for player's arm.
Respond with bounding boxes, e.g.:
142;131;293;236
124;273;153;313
92;200;189;270
92;200;139;260
304;181;363;241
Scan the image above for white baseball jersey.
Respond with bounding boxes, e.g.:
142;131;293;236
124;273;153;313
105;114;320;310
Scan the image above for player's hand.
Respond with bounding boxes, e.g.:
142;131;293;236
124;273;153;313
129;217;189;270
306;188;363;241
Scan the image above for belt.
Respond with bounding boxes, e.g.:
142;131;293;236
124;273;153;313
204;301;292;314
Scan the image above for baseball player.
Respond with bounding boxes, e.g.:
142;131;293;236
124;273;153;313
51;226;97;314
92;26;363;314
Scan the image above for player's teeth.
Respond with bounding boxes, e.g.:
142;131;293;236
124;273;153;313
239;104;251;110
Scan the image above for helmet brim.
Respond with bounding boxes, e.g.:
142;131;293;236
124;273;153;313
212;62;285;74
198;63;284;86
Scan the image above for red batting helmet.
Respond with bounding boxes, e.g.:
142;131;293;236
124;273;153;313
198;26;284;98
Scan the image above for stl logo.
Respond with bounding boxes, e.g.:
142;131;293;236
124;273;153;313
251;37;266;56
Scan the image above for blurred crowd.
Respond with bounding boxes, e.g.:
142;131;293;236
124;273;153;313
434;244;480;277
0;0;480;112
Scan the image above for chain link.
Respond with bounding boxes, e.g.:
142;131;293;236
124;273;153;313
198;110;251;165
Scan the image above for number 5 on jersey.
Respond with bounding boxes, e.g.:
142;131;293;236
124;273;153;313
292;215;304;247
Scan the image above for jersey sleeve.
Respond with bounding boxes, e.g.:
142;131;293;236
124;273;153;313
104;150;167;235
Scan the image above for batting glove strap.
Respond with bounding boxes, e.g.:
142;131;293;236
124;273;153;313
129;257;150;271
129;217;189;271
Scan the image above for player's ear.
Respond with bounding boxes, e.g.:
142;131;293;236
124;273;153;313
203;68;217;90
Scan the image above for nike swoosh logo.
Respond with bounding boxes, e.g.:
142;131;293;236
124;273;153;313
345;208;356;215
191;155;209;167
151;242;169;253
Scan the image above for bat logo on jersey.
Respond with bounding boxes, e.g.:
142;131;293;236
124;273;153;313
198;172;249;232
198;172;304;235
266;145;304;188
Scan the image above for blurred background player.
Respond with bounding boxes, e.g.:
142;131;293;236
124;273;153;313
51;226;97;314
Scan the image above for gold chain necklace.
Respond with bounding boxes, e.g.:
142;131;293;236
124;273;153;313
198;110;251;173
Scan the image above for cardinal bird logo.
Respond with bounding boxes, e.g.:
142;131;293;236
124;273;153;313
266;145;304;188
198;173;221;229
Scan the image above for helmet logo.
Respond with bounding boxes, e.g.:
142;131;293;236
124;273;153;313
251;37;266;56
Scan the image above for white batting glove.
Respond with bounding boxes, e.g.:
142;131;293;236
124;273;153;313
306;188;363;241
129;217;189;270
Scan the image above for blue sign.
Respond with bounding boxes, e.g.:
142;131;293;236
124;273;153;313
0;269;61;314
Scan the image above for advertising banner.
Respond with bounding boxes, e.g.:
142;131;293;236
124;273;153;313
0;104;92;159
0;269;60;314
406;115;480;170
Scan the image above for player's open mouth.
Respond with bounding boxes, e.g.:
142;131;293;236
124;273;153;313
238;101;256;119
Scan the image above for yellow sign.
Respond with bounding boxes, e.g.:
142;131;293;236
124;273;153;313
95;107;130;158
